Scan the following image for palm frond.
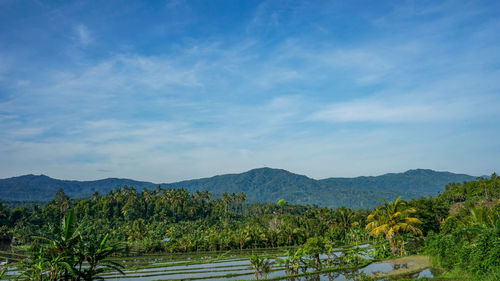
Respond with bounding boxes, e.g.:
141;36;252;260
405;217;422;224
370;224;388;236
391;212;402;219
386;228;394;238
365;221;377;230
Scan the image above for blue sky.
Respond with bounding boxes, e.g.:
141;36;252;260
1;0;499;182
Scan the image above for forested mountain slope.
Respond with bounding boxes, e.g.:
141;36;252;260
0;174;155;202
0;168;476;208
165;168;476;208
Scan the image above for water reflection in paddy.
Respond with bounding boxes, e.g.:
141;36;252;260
97;244;433;281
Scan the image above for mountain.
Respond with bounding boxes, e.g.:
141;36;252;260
0;168;477;208
0;174;156;202
163;168;476;208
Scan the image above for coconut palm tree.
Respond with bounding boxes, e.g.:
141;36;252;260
464;203;498;227
237;192;246;213
244;225;266;248
265;228;278;248
233;229;250;250
365;196;422;255
222;192;232;213
336;207;356;242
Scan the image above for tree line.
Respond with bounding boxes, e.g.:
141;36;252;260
0;174;499;280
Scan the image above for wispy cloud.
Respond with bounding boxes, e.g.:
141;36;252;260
76;24;92;46
308;92;500;123
1;0;499;180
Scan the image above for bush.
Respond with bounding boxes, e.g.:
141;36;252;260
426;227;500;277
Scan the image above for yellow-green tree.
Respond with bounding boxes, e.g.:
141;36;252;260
365;196;422;255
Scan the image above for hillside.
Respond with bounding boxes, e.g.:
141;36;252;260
164;168;476;208
0;174;156;201
0;168;476;208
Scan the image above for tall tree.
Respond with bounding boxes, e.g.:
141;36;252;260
365;196;423;255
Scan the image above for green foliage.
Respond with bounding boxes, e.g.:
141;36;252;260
19;210;124;281
371;243;392;259
426;226;500;276
302;237;325;268
277;199;288;208
441;173;500;203
77;233;124;281
339;244;365;267
0;225;12;241
0;266;7;279
2;172;499;280
249;253;274;279
426;182;500;280
408;197;448;235
365;196;423;255
0;186;374;253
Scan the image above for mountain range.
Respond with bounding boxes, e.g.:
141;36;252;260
0;168;477;209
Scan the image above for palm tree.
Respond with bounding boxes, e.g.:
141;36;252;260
222;192;232;213
464;203;498;227
203;190;211;201
238;192;246;213
266;228;278;248
244;225;266;248
233;229;249;250
176;236;194;252
365;196;423;255
249;254;274;279
336;207;356;242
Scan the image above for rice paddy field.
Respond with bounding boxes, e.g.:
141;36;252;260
0;245;436;280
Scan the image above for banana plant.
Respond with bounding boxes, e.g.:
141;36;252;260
77;233;124;281
249;253;274;279
0;266;7;279
275;250;293;275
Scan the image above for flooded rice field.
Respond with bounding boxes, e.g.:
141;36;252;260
1;245;435;280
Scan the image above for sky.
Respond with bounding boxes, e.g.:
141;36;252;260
0;0;499;182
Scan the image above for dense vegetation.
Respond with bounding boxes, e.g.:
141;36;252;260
15;210;124;281
0;168;476;208
0;173;498;280
1;187;372;253
424;174;500;280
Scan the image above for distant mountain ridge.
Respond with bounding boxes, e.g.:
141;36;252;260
0;168;477;208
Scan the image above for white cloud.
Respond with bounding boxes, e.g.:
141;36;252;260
1;0;500;181
310;100;435;123
308;90;500;123
76;24;92;46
